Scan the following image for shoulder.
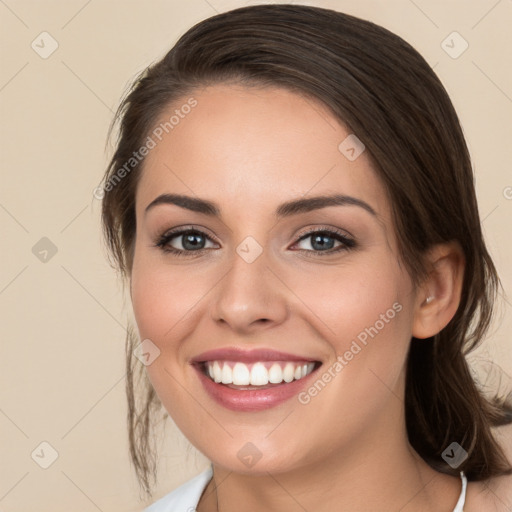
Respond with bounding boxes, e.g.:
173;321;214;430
144;466;213;512
464;474;512;512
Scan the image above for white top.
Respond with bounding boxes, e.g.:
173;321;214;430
144;465;467;511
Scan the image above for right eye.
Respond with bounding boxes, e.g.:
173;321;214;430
154;228;218;256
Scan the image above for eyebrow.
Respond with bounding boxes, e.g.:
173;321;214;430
144;193;377;218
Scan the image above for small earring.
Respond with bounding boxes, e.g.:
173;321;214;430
425;296;434;304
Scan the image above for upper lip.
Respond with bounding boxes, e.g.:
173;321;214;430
190;347;319;364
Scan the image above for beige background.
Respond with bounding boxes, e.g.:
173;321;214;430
1;0;511;510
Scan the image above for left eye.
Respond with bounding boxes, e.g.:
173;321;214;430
293;230;355;253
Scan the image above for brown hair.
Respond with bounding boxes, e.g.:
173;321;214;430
100;4;512;497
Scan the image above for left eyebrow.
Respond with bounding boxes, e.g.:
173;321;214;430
144;193;377;218
275;194;377;218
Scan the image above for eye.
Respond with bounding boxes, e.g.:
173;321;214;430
154;227;217;256
154;226;356;257
292;228;356;254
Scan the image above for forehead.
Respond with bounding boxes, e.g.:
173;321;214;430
136;84;391;224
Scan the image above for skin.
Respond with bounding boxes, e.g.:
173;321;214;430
129;84;496;511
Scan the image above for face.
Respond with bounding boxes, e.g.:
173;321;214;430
130;84;419;474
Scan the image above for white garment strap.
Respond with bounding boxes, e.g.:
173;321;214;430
452;472;467;512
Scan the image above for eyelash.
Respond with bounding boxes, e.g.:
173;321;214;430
154;225;356;258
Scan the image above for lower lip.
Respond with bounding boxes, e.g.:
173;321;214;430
193;364;321;412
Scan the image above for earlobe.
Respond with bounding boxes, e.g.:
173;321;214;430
412;242;465;340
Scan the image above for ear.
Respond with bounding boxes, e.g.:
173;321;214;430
412;242;465;339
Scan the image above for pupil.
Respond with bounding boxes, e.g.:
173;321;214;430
312;234;334;251
183;233;204;250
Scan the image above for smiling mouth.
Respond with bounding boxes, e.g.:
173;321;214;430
199;360;321;389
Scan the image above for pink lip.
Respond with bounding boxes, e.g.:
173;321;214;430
193;364;320;412
191;347;318;364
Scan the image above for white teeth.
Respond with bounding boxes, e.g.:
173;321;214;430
204;361;316;386
250;362;269;385
283;363;295;383
232;362;250;385
268;363;283;383
221;363;233;384
213;361;222;383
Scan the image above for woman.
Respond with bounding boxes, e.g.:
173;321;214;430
100;4;512;511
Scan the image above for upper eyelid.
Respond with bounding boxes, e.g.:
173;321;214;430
160;225;220;244
295;226;354;240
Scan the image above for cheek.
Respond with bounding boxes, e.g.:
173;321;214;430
130;252;207;342
129;257;206;416
291;258;411;349
289;256;415;408
288;262;414;430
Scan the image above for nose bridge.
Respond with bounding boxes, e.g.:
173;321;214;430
210;237;288;331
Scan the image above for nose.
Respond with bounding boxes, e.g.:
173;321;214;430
209;245;289;335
